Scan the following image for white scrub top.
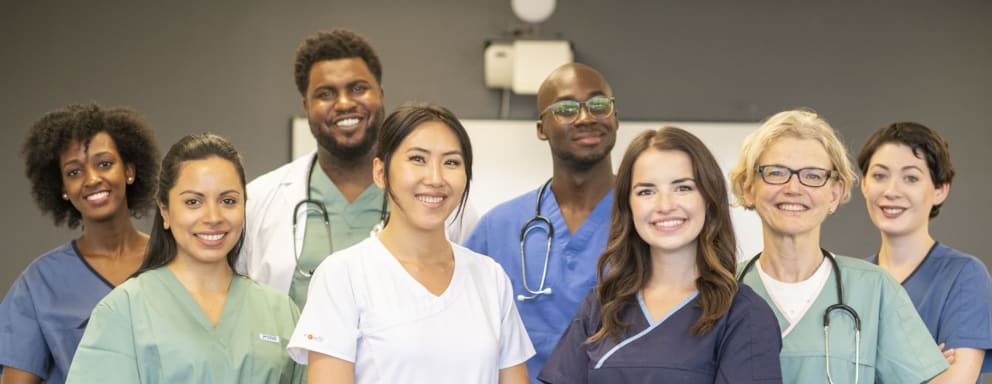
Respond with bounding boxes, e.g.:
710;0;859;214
287;236;535;384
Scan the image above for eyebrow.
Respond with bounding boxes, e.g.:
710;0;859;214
407;147;463;157
178;190;243;197
554;91;607;103
870;164;924;172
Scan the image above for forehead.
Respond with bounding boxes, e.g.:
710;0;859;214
539;68;611;109
172;156;243;191
398;121;460;150
307;57;378;90
759;137;832;168
869;143;927;167
633;149;693;180
60;131;118;161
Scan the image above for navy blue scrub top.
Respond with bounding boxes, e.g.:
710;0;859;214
538;285;783;384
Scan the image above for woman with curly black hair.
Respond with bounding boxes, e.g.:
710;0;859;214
0;103;159;384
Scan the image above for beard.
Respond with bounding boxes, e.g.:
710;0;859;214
552;140;615;171
312;107;383;163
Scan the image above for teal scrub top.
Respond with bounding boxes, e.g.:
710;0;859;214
738;254;948;383
66;268;303;384
290;163;382;308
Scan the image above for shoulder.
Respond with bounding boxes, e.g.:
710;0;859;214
454;243;510;279
19;242;80;277
246;153;312;195
932;243;987;273
238;276;299;311
476;188;541;224
727;284;777;323
834;253;891;281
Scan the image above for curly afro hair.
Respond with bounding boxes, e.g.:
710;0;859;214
21;103;160;229
294;29;382;96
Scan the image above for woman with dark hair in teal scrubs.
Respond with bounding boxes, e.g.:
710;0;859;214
66;133;302;384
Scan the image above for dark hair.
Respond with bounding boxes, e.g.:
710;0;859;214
591;127;738;342
858;122;954;218
20;103;160;229
375;102;473;227
136;133;247;276
294;29;383;96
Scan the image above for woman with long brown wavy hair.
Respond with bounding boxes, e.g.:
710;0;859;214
538;126;782;383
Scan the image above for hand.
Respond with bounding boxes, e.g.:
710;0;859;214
939;343;956;365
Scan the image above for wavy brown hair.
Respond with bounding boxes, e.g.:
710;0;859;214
590;127;738;342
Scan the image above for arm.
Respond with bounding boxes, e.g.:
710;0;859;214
64;296;140;384
715;289;783;384
875;273;949;383
306;351;354;384
535;292;596;384
0;368;41;384
929;348;983;384
498;363;529;384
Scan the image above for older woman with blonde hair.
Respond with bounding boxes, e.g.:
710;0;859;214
730;109;947;383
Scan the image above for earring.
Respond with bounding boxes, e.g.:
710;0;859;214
127;177;134;184
62;193;68;200
370;220;384;236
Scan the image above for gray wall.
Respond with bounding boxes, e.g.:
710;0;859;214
2;0;990;297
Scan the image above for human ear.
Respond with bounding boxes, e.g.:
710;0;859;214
158;202;170;230
372;157;386;189
934;182;950;205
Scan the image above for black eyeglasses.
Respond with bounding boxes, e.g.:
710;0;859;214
756;165;834;187
539;95;615;124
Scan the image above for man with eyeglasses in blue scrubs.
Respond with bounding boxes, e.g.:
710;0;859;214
465;63;618;383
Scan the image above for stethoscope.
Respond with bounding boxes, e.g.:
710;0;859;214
517;179;554;301
291;157;333;278
738;249;862;384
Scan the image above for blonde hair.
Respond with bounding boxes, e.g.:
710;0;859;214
729;109;857;209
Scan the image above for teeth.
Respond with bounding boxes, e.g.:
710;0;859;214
85;191;109;201
777;203;807;211
882;207;905;215
336;118;360;127
417;195;443;204
197;233;225;241
654;219;685;228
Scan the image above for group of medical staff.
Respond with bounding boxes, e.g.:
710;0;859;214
1;27;991;384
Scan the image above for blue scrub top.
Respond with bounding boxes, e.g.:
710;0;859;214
0;241;113;384
868;242;992;382
538;286;783;384
465;185;613;383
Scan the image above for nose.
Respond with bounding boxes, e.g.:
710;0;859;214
782;173;804;194
202;201;223;225
656;192;676;212
83;165;101;187
334;90;356;110
424;161;444;187
573;104;596;126
882;178;900;199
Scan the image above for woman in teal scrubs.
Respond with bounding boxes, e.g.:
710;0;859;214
66;133;302;384
729;109;948;383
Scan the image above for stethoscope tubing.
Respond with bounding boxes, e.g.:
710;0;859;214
518;179;555;301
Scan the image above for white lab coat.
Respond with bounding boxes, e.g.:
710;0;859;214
236;152;478;294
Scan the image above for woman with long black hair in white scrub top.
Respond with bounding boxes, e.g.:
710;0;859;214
288;103;534;384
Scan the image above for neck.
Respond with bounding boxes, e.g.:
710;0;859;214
878;227;934;269
759;229;824;283
377;223;452;264
647;245;699;291
315;149;374;193
166;258;234;294
550;158;614;209
77;213;146;259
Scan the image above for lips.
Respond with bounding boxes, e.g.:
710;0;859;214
776;203;809;212
650;218;687;231
879;205;907;218
194;232;228;247
416;193;446;208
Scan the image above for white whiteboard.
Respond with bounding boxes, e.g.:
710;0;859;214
291;118;763;259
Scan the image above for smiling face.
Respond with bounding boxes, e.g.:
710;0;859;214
59;132;135;225
159;156;245;267
373;121;467;234
630;149;705;257
304;57;385;161
744;137;842;239
537;64;618;170
861;143;948;239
